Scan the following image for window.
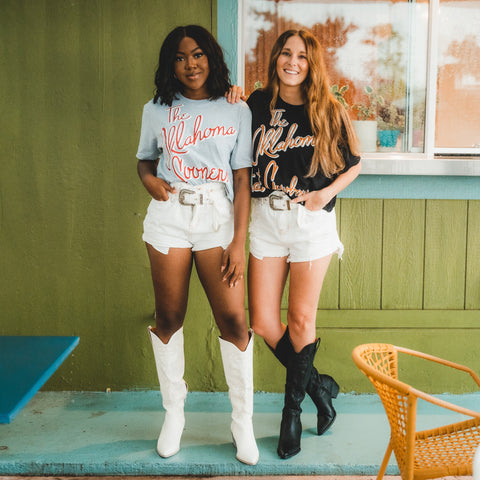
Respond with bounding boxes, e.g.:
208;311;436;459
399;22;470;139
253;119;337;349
239;0;480;174
433;0;480;152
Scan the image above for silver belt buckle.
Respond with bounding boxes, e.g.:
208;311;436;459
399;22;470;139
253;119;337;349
269;193;290;211
179;189;203;206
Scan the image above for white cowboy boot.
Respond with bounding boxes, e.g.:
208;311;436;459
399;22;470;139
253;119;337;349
148;326;188;458
219;331;259;465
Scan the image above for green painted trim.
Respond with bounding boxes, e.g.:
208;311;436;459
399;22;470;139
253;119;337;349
313;309;480;328
466;202;480;308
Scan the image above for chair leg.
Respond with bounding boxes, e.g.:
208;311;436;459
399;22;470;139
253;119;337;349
377;440;393;480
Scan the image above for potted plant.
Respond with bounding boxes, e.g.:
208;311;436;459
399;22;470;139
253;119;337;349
352;85;384;121
377;101;405;149
351;86;384;152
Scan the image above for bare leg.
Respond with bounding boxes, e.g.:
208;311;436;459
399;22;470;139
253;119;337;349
194;247;249;350
145;243;193;343
248;253;289;348
145;243;192;458
195;246;259;465
276;254;333;459
287;254;332;352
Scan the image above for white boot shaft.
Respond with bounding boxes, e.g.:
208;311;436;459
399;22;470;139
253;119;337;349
219;331;259;466
148;326;188;458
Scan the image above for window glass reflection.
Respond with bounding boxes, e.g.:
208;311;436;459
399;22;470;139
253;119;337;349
244;0;428;153
436;0;480;149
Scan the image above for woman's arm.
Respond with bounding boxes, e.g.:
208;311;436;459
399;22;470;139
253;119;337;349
225;85;247;104
221;167;251;287
137;159;175;201
292;160;362;211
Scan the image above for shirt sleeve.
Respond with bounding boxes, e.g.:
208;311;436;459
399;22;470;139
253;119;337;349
229;101;253;171
340;125;361;173
246;89;261;111
136;101;161;161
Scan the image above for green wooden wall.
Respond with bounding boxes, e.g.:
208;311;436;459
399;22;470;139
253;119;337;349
1;1;479;394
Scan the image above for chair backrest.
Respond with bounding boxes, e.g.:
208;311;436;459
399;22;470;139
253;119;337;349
357;343;398;378
352;344;416;478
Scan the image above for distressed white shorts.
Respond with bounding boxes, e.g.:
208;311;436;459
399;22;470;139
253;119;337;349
249;192;344;263
142;182;233;255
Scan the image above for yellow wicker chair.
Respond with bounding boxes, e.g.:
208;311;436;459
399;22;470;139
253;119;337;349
352;343;480;480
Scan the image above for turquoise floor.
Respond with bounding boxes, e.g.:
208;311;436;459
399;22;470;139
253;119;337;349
0;391;479;476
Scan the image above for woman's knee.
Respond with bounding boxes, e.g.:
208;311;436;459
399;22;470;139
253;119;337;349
287;309;315;336
250;318;271;340
250;315;285;347
155;308;185;335
218;312;248;340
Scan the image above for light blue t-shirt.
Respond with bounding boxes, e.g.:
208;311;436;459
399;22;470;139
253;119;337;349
136;94;252;201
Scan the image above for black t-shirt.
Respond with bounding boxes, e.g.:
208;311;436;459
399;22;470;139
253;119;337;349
247;89;360;212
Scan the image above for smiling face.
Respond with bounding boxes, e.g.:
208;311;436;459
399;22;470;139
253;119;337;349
174;36;210;100
276;35;309;92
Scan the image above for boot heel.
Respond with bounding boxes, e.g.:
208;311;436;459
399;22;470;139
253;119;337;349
314;375;339;436
329;379;340;398
319;374;340;398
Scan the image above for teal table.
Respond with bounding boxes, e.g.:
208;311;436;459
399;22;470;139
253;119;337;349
0;336;79;423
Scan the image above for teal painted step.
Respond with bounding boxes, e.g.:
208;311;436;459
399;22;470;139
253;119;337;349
0;391;478;476
0;336;79;423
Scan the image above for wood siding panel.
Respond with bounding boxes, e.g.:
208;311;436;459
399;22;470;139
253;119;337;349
253;310;480;394
339;199;383;309
382;200;425;309
466;200;480;309
280;277;290;310
318;199;341;309
424;200;468;309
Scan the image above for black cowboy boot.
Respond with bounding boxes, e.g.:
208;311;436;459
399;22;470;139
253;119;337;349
268;327;339;435
277;339;319;459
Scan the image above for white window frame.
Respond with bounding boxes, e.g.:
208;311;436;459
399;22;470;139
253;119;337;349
237;0;480;176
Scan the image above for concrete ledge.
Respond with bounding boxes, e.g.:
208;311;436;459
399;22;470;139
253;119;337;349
0;391;478;476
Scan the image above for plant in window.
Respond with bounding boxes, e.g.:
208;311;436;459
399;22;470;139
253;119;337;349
331;84;349;109
352;85;384;120
349;85;384;152
377;101;405;132
377;100;405;148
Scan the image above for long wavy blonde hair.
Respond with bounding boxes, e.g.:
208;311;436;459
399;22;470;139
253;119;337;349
265;29;359;178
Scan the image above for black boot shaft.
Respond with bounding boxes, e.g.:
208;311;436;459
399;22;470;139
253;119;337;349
277;339;319;459
284;341;318;408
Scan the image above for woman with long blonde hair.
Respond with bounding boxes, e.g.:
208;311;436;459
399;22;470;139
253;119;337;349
246;29;361;459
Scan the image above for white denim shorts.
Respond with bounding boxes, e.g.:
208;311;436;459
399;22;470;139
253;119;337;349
142;182;233;255
249;192;344;263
